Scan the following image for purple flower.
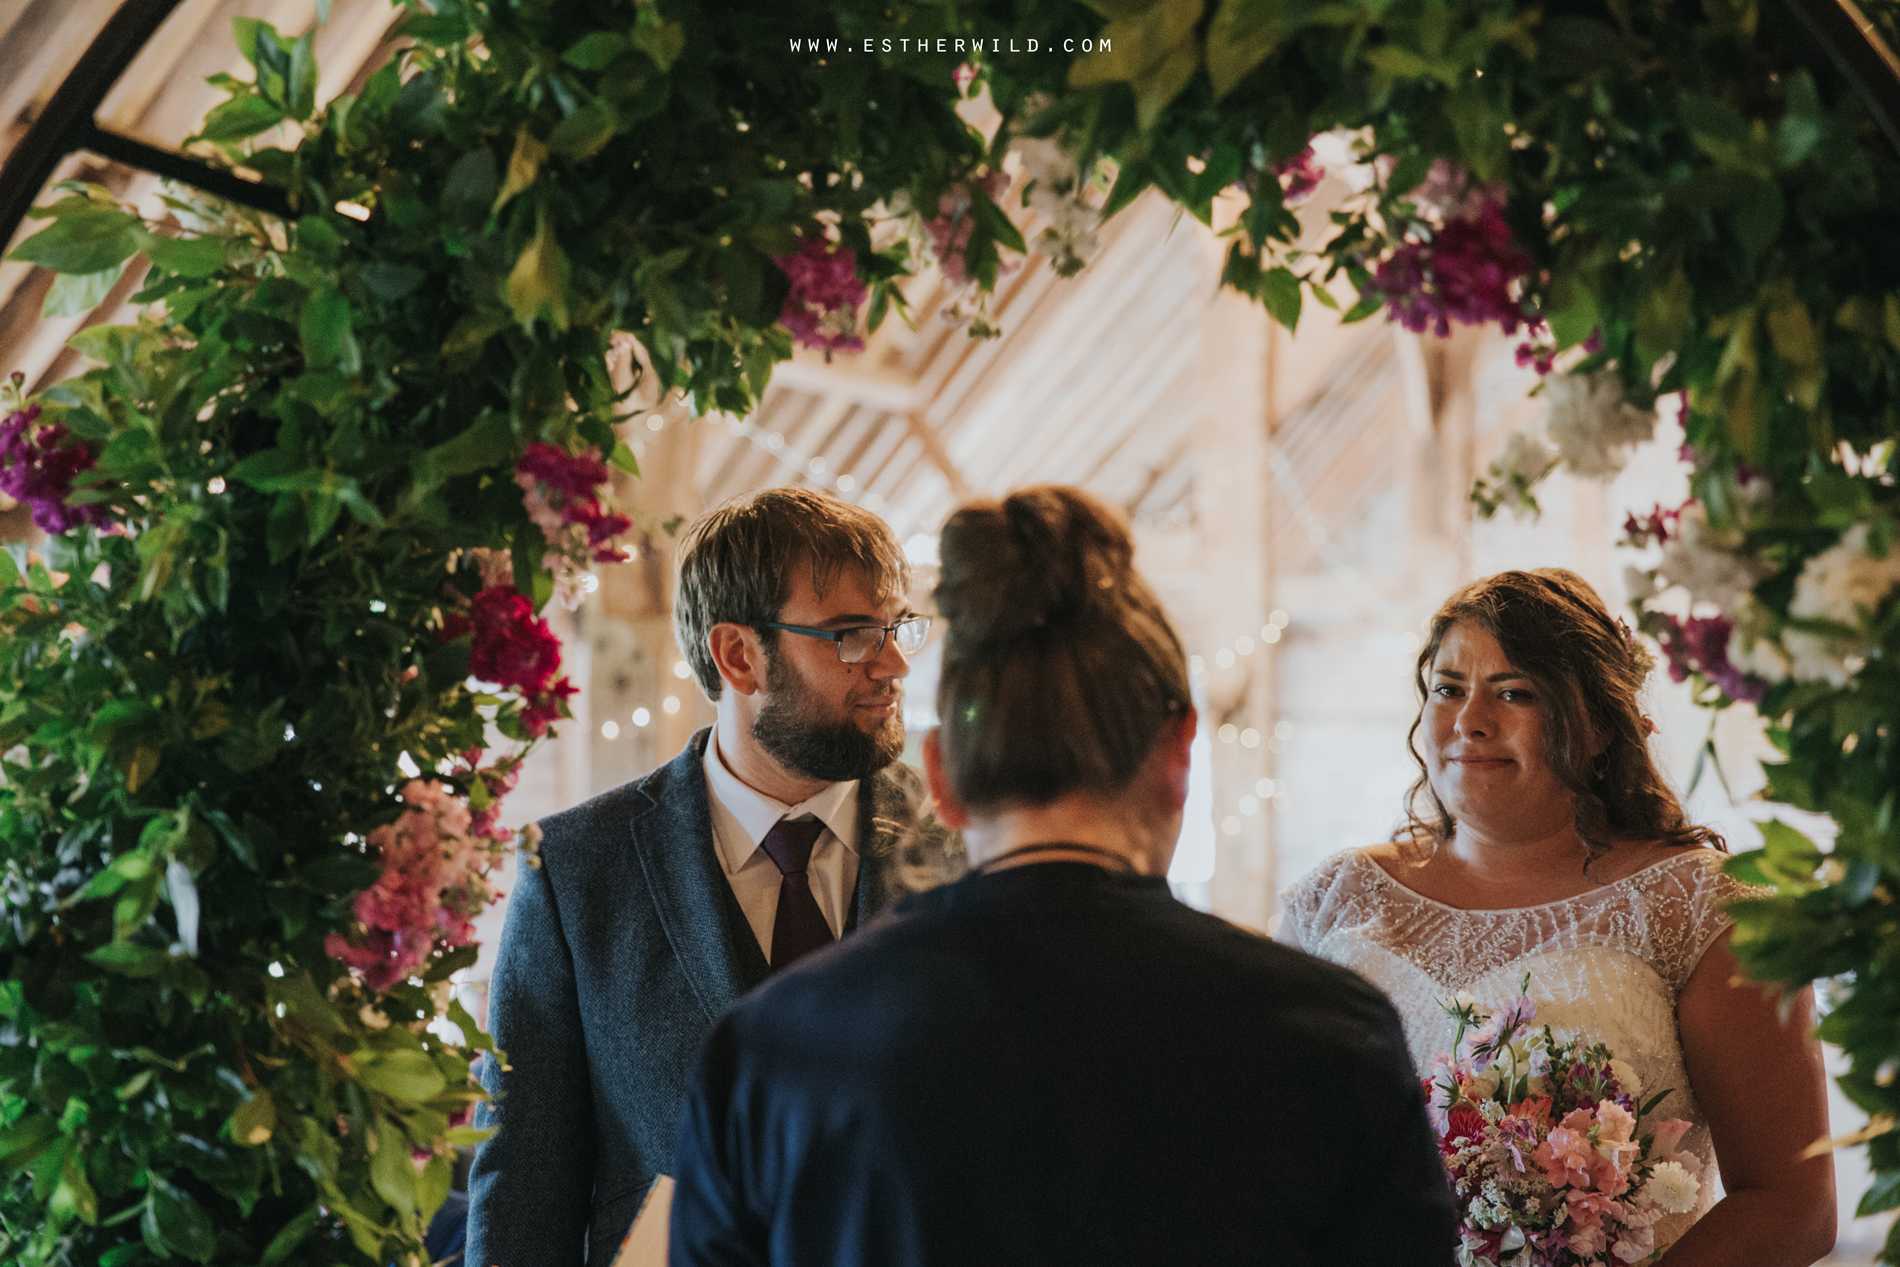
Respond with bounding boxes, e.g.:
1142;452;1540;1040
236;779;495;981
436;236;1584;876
1624;503;1682;547
1460;994;1537;1065
1655;612;1767;702
0;403;107;535
1270;145;1323;204
773;237;867;356
1373;198;1539;338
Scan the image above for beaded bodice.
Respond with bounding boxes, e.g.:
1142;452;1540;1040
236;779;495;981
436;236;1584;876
1282;847;1762;1244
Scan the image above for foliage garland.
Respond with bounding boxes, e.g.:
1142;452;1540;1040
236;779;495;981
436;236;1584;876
1;0;1899;1261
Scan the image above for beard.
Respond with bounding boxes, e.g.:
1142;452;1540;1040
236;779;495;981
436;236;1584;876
750;649;905;783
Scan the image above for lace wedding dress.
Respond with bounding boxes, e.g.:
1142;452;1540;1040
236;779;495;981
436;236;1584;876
1281;846;1761;1248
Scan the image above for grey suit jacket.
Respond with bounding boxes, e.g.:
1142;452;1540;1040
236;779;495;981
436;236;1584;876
465;728;958;1267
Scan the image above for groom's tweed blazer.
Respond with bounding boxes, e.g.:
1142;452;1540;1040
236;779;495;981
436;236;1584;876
465;728;958;1267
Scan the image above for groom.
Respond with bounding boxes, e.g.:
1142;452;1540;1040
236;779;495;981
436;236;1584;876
466;487;960;1267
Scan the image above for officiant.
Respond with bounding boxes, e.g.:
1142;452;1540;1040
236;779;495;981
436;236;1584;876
466;487;960;1267
670;485;1457;1266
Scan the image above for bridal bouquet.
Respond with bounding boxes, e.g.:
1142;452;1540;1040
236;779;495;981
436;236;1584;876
1427;983;1704;1265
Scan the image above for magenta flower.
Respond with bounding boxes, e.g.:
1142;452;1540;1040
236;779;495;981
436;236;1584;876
0;402;108;535
515;442;632;567
1654;612;1767;702
1271;145;1324;204
516;442;610;503
773;236;867;355
1373;197;1539;338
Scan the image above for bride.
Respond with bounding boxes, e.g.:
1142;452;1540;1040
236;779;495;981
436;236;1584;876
1279;568;1835;1265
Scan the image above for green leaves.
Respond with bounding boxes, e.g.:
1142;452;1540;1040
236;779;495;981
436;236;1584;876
8;199;141;275
145;1180;216;1263
0;1115;60;1175
1069;0;1205;130
1206;0;1289;97
299;287;361;374
1728;820;1826;892
357;1050;448;1103
228;1091;276;1146
1258;266;1302;332
494;126;547;216
505;209;572;330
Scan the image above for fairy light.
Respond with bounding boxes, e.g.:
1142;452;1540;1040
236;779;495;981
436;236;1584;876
632;707;651;726
601;720;619;739
663;696;681;714
718;411;874;503
672;660;692;679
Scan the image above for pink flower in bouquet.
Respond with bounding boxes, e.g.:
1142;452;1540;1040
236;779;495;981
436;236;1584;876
1596;1100;1637;1151
1650;1117;1693;1161
774;236;867;355
1537;1109;1601;1189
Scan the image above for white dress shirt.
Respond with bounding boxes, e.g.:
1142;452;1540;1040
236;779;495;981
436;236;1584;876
702;732;861;959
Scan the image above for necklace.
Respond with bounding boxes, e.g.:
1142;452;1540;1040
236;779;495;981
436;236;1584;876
972;841;1140;876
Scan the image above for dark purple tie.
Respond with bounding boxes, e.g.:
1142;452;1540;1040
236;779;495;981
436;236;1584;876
759;817;833;970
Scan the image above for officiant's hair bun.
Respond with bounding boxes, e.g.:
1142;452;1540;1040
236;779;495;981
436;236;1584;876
934;486;1189;811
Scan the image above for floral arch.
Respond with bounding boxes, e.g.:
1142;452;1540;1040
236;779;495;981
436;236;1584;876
1;0;1899;1262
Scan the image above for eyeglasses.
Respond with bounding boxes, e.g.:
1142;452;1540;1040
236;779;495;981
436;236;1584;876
758;616;931;664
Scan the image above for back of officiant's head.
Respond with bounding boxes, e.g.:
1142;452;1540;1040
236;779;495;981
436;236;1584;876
927;485;1192;835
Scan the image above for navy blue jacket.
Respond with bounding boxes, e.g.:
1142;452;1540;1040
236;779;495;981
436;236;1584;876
672;862;1458;1267
466;729;956;1267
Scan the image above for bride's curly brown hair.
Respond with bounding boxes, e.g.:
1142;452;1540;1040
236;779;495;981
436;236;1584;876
1397;568;1724;869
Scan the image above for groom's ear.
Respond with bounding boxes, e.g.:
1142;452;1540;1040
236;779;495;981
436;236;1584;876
707;622;766;697
921;730;970;830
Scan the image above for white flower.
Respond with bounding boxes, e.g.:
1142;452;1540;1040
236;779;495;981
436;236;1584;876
1789;524;1900;627
1498;429;1557;484
1609;1058;1643;1098
1012;136;1102;277
1544;370;1657;478
1645;1160;1701;1214
1657;503;1769;614
1465;1066;1502;1102
1763;524;1900;687
1308;127;1380;191
1727;596;1793;684
1783;629;1861;687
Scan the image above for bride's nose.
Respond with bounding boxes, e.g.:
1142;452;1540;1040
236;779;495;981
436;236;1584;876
1453;697;1492;739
